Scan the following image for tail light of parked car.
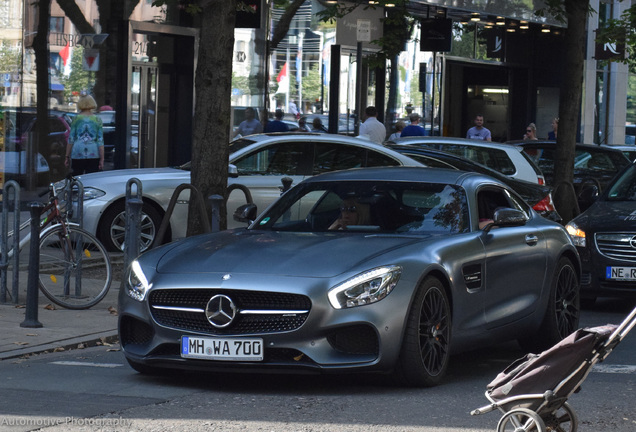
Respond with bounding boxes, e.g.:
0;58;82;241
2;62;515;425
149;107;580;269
532;193;556;213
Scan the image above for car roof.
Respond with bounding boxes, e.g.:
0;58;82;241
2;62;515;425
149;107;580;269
302;165;490;186
392;136;524;152
229;133;423;166
509;140;627;153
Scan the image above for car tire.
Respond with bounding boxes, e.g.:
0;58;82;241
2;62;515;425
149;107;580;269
394;276;451;387
519;256;580;353
98;201;167;253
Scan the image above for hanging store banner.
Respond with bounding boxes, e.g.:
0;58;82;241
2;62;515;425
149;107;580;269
236;0;262;29
594;29;625;61
486;28;505;59
420;18;452;52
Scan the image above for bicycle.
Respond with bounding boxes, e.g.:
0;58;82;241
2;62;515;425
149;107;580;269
5;175;112;309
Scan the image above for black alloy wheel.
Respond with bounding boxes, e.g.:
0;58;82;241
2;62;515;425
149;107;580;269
395;276;451;387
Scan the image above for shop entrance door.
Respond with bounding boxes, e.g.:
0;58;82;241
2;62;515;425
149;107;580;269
131;63;158;168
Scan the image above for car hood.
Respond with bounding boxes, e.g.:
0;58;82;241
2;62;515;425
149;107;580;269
573;200;636;230
77;167;189;185
154;230;424;278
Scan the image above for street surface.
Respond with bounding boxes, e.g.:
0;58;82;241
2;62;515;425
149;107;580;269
0;299;634;432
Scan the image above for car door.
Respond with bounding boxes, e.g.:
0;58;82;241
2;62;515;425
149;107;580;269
228;140;310;217
477;186;549;327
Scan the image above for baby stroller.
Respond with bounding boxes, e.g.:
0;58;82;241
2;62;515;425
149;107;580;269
471;305;636;431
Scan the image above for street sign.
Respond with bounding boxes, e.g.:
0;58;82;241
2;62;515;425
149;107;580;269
357;20;371;42
83;49;100;71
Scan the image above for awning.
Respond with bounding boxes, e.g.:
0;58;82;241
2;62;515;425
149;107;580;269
50;83;64;91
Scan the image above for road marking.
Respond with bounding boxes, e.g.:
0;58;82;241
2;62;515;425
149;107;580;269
592;364;636;374
50;361;123;368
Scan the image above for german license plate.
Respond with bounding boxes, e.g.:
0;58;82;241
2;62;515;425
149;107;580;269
606;266;636;281
181;336;263;361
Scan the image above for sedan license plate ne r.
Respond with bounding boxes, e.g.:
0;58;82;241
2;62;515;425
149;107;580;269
181;336;263;361
606;266;636;281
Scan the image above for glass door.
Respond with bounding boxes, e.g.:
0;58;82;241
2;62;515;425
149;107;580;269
131;63;158;168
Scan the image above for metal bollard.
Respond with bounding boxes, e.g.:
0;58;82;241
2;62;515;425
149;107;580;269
1;180;21;304
21;202;44;328
124;178;143;270
209;194;224;233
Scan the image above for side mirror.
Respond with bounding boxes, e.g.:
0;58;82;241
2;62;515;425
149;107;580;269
228;164;238;178
484;208;528;233
233;203;257;224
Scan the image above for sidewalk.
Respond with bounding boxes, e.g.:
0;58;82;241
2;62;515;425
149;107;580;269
0;259;123;361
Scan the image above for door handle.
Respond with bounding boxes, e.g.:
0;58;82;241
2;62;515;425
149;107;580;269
525;234;539;246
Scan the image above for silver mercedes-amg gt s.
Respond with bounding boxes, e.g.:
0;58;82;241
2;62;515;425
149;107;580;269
119;166;581;386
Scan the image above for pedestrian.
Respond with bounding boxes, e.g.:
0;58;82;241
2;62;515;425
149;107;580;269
400;113;426;138
297;116;311;132
65;94;104;174
547;117;558;140
388;121;406;141
359;106;386;144
466;115;492;141
233;107;263;138
523;123;539;140
288;100;300;119
264;109;290;133
311;117;327;132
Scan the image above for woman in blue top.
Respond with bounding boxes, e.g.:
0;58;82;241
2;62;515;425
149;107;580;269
65;95;104;174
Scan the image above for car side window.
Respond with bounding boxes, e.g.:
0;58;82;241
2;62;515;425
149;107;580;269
365;150;401;167
477;187;528;228
234;142;307;176
313;142;365;174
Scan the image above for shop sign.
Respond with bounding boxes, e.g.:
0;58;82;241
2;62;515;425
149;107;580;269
236;0;262;29
595;29;625;61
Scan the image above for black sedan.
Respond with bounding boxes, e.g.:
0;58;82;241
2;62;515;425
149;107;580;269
120;167;581;386
509;140;632;211
387;144;561;222
565;161;636;305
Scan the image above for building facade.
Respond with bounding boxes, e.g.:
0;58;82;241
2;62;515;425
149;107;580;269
0;0;632;195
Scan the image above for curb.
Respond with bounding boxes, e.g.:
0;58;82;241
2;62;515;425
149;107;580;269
0;331;119;361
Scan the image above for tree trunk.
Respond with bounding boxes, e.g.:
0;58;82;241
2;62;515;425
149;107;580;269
187;0;237;235
553;0;589;223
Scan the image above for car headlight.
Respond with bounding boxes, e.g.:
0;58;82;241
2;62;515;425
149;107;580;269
328;265;402;309
126;260;152;301
565;222;586;247
83;187;106;201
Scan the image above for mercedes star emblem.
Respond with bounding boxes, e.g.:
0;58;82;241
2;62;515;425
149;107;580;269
205;294;237;328
630;235;636;249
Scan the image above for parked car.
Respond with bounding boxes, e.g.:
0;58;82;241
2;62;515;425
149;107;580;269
386;144;561;221
565;161;636;305
509;140;632;211
65;133;422;252
2;109;70;180
602;144;636;162
0;151;50;186
119;166;581;385
389;137;545;184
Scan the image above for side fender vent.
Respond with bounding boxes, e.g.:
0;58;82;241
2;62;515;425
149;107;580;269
463;263;482;290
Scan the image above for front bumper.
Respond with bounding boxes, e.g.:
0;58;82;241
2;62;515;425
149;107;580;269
118;275;410;374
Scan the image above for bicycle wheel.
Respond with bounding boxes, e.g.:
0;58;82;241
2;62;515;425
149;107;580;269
39;225;112;310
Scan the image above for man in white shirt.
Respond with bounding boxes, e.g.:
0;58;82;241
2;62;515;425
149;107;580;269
359;106;387;144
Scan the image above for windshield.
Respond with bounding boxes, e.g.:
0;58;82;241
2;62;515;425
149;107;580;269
605;164;636;201
252;180;469;235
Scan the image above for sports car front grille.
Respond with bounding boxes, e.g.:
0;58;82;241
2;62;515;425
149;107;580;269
149;289;311;335
595;233;636;263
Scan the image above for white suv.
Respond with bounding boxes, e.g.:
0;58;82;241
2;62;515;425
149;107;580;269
388;136;545;184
